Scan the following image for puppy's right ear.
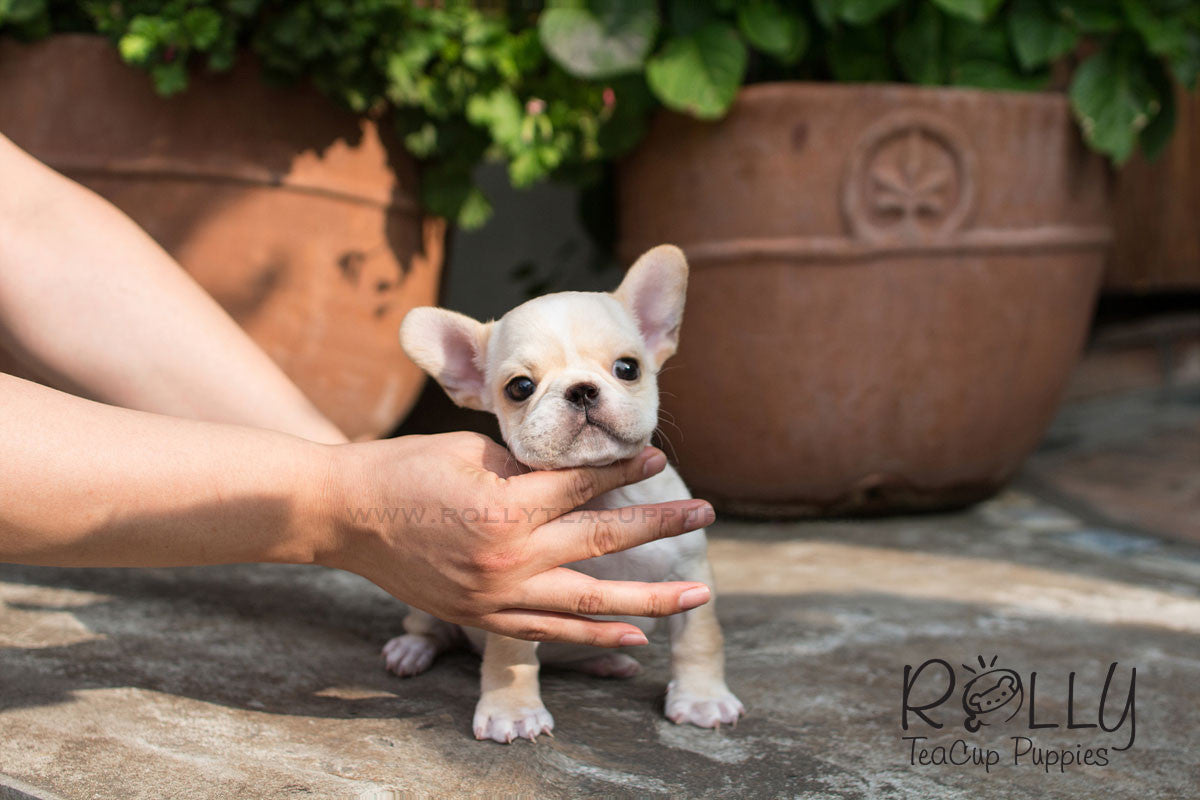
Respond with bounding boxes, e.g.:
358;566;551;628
400;307;492;410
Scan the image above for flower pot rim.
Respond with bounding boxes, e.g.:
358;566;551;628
0;33;421;215
29;31;104;41
733;80;1070;109
26;34;1071;108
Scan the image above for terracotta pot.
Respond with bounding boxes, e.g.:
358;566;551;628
1109;85;1200;291
619;83;1112;516
0;35;442;439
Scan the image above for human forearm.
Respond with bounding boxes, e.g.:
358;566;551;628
0;372;715;645
0;372;330;567
0;133;346;444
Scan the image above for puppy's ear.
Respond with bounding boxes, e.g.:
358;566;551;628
614;244;689;368
400;307;493;410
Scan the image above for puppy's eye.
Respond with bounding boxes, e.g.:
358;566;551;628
613;358;640;381
504;376;536;402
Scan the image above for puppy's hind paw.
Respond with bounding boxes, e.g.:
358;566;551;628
473;701;554;744
568;652;642;679
382;634;438;677
665;682;744;729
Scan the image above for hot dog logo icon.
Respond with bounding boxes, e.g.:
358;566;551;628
961;655;1023;732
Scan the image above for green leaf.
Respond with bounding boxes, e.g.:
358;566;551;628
812;0;840;29
151;61;189;96
508;149;551;187
895;2;945;84
938;15;1045;87
227;0;260;15
1139;58;1176;159
839;0;904;25
538;0;659;79
207;47;235;72
456;188;493;229
465;87;523;150
118;33;155;64
827;26;894;81
1122;0;1200;85
597;75;654;156
1052;0;1123;33
737;0;808;63
1171;33;1200;88
930;0;1004;23
127;15;176;45
945;16;1012;63
952;59;1050;89
1069;43;1160;162
0;0;44;24
668;0;714;34
420;166;493;229
1122;0;1186;55
402;123;438;158
1008;0;1079;70
183;8;222;50
645;23;747;119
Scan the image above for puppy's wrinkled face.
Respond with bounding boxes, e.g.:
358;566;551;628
400;245;688;470
486;293;655;468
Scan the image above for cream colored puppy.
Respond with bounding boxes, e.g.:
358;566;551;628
385;245;743;743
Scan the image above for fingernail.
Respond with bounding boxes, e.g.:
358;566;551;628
685;503;715;528
678;585;711;611
642;450;667;478
619;632;649;647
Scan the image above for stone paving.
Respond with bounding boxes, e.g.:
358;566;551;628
3;386;1199;799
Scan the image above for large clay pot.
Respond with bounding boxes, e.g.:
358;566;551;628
0;35;442;439
619;83;1112;516
1109;85;1200;291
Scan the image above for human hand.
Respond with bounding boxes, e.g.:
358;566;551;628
314;432;714;646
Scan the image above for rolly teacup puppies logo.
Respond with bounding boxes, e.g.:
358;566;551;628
900;655;1136;773
960;655;1023;731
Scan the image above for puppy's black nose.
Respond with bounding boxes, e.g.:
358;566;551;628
565;382;599;409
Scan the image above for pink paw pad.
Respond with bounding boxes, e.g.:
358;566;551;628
665;684;745;729
382;634;437;677
473;705;554;744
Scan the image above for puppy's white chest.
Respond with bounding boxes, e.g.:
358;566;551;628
566;464;707;583
530;463;708;664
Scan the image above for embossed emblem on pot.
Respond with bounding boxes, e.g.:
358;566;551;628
843;110;976;243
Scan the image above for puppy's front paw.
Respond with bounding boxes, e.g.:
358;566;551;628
473;696;554;743
665;681;744;728
382;634;437;677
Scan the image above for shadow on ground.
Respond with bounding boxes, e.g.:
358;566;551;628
3;489;1200;799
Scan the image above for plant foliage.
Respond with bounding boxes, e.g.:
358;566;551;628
2;0;1197;226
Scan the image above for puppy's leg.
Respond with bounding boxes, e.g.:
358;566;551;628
666;559;744;728
383;609;460;678
474;633;553;743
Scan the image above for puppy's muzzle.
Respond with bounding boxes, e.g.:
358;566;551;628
564;382;600;410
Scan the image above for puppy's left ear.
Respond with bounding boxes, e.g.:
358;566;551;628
614;244;689;369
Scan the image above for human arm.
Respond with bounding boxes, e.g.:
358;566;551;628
0;373;713;645
0;132;346;444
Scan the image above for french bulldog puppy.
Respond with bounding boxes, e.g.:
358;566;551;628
385;245;743;743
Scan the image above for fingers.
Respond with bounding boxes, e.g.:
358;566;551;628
479;608;654;647
516;567;711;618
530;499;715;568
500;447;667;526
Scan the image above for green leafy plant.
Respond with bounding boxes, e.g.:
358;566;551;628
536;0;1199;162
2;1;1197;228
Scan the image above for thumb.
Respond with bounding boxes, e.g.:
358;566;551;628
502;447;667;526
